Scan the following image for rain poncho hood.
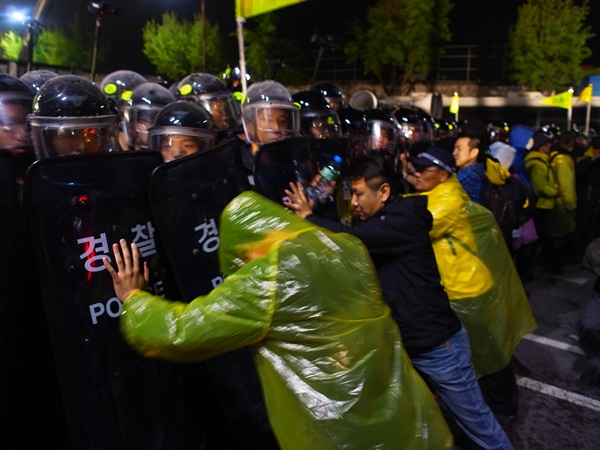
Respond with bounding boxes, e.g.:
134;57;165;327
120;191;453;449
413;176;536;376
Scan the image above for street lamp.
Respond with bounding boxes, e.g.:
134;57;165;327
87;1;122;82
11;12;44;72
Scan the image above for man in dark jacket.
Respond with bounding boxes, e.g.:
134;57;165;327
285;155;513;450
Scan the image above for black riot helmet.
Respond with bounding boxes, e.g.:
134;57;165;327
124;82;176;150
292;90;341;140
0;73;38;183
241;80;300;146
337;106;369;158
364;108;401;160
310;81;346;111
393;106;434;149
19;70;59;93
178;72;242;133
99;70;147;111
28;75;119;158
148;100;216;162
222;64;253;94
0;74;35;155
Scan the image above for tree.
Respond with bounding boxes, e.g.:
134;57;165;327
34;15;107;68
142;12;227;81
0;31;23;60
344;0;453;95
242;13;310;85
508;0;594;93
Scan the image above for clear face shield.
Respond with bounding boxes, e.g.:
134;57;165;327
243;102;300;145
126;106;163;150
367;121;398;159
148;127;216;162
0;94;34;155
190;93;242;131
28;115;119;159
325;96;346;111
302;111;342;140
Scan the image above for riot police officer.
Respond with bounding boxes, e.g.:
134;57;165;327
28;75;120;158
292;90;341;140
310;81;347;111
241;80;300;157
148;100;217;162
124;82;176;150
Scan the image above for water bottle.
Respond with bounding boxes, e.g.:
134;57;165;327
308;155;343;201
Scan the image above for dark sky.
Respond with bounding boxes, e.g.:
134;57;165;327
1;0;599;76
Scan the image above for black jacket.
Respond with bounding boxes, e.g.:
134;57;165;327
307;196;461;356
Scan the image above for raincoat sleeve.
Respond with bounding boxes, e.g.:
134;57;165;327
120;253;277;363
529;162;558;199
553;154;577;211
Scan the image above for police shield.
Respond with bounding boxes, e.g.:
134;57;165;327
150;139;250;299
149;140;276;447
24;151;187;450
253;136;318;205
311;136;352;168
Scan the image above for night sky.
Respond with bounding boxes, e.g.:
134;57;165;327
1;0;599;76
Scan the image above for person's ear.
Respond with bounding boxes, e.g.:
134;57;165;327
438;170;450;183
379;182;391;202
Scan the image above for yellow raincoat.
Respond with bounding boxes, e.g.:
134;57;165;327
415;176;536;376
120;191;453;450
547;150;577;237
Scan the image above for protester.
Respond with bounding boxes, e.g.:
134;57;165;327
405;146;536;432
103;190;453;450
284;155;514;449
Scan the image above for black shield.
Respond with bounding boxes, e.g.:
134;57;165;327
254;136;318;205
150;139;250;299
150;140;277;448
23;151;188;450
311;136;352;169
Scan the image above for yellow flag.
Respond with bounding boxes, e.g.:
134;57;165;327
579;84;593;103
236;0;307;18
539;90;573;109
449;92;459;114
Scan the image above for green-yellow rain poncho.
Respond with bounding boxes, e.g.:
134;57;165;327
120;191;453;450
415;176;536;377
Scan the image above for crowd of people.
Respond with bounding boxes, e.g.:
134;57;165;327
1;66;598;449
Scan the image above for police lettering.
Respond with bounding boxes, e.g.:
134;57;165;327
89;297;123;325
78;232;111;273
195;218;220;253
131;221;157;257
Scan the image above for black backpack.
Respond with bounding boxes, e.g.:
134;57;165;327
475;169;537;246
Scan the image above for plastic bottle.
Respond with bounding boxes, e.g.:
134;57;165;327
308;155;343;201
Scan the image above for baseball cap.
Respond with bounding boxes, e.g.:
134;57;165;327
408;146;455;173
530;131;555;149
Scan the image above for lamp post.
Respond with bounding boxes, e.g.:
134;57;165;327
11;12;44;72
87;1;122;82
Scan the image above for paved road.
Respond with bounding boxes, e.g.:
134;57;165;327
507;263;600;449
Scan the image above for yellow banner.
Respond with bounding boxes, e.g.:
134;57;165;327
236;0;307;18
449;92;459;114
579;84;593;103
539;90;573;109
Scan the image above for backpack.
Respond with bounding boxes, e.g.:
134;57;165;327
475;169;537;245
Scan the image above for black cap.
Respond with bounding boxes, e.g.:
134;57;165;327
408;146;455;172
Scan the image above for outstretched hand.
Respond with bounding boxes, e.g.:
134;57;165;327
284;181;314;219
103;239;149;303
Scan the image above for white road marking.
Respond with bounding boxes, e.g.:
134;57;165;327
517;376;600;412
522;333;586;356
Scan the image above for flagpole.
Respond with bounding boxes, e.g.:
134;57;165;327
236;16;247;96
567;105;572;131
585;101;592;135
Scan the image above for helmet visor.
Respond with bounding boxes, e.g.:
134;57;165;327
0;93;33;153
368;121;398;155
243;102;300;145
29;115;119;158
148;128;216;162
196;94;242;130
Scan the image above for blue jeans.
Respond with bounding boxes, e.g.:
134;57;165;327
411;327;514;450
